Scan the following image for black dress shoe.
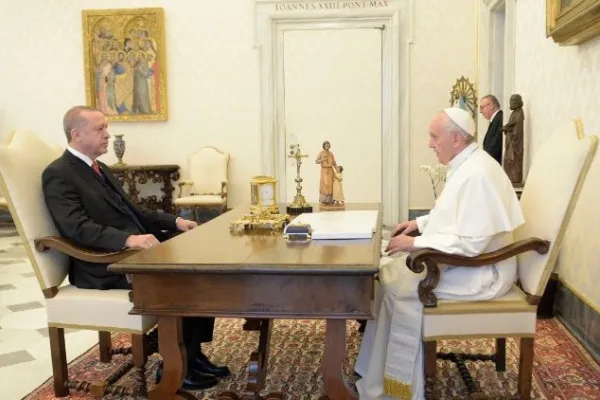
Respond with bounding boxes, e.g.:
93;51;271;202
193;352;231;378
155;362;219;390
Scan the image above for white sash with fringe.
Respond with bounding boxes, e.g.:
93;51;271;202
355;258;425;400
381;265;424;399
383;295;423;398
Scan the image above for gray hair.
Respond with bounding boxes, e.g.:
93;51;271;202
63;105;101;142
481;94;500;110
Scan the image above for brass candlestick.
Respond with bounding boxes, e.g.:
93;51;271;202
286;144;313;215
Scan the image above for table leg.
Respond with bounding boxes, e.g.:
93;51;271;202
148;316;197;400
320;319;358;400
220;319;281;400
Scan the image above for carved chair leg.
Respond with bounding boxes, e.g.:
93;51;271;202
495;338;506;372
98;331;112;363
424;340;437;378
48;327;69;397
518;337;534;400
132;333;149;368
423;341;437;400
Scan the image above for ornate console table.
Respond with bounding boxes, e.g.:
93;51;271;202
110;164;180;214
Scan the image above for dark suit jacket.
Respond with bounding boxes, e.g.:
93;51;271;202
483;110;503;164
42;150;177;290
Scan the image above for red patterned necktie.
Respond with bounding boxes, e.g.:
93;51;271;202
92;160;102;177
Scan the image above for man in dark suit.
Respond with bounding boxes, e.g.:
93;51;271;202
480;94;503;164
42;105;230;390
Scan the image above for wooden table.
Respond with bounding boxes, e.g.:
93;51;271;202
109;203;382;400
110;164;180;213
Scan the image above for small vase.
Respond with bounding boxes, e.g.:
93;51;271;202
113;134;126;165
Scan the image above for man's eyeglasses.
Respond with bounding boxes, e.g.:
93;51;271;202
479;103;492;111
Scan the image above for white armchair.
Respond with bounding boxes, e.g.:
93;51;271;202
0;131;157;398
405;119;597;399
174;146;230;223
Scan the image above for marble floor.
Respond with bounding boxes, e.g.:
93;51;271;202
0;227;99;400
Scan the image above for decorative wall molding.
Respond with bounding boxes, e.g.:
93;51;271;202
254;0;413;225
478;0;522;171
555;279;600;363
478;0;517;119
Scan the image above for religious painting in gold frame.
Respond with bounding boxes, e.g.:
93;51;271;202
449;76;478;140
82;7;168;122
546;0;600;45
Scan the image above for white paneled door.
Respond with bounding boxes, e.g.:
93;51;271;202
282;28;383;206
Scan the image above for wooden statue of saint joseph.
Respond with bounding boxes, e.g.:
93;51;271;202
315;140;337;204
502;94;525;184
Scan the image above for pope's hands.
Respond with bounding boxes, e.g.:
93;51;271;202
391;220;418;237
385;234;416;256
386;220;418;255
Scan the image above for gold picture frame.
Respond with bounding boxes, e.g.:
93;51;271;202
546;0;600;45
82;7;168;122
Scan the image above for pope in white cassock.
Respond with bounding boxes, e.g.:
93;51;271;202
354;108;525;399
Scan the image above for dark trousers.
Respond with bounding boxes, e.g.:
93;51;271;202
115;278;215;368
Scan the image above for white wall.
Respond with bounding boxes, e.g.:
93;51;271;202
0;0;476;210
409;0;477;209
0;0;261;207
515;0;600;310
491;8;505;102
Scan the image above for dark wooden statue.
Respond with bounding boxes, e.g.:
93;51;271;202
502;94;525;184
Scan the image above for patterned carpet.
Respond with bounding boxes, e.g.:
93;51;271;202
24;318;600;400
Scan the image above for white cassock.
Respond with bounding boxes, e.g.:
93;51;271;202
355;143;525;400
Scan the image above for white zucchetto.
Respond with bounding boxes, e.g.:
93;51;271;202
443;107;476;136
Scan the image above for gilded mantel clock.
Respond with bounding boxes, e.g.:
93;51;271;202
250;175;279;215
230;175;290;234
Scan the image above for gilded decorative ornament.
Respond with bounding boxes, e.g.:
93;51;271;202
449;76;478;138
229;175;291;233
229;211;291;235
287;144;313;215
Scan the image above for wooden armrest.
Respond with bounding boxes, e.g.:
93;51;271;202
177;180;194;198
221;181;227;199
34;236;139;264
405;237;550;308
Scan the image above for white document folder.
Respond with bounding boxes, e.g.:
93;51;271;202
285;210;378;240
